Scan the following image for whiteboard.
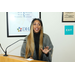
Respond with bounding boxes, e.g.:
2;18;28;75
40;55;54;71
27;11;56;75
6;12;41;37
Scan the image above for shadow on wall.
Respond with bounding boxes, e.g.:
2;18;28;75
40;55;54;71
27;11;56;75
8;45;21;53
0;49;4;54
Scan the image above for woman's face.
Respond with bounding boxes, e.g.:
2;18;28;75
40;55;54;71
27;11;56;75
33;20;42;33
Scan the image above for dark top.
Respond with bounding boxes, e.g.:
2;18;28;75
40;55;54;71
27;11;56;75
34;31;40;60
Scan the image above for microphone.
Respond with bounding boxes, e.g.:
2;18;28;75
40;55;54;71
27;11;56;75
0;43;5;53
3;39;26;56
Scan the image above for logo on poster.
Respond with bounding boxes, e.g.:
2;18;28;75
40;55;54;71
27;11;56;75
17;27;30;32
17;27;22;32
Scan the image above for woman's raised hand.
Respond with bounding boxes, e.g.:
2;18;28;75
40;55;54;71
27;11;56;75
41;46;51;54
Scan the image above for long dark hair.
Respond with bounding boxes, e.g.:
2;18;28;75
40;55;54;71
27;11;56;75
25;18;43;59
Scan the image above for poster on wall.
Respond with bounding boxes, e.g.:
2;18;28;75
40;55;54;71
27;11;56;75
62;12;75;22
6;12;41;37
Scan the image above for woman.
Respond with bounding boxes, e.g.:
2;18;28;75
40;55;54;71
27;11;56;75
21;18;53;62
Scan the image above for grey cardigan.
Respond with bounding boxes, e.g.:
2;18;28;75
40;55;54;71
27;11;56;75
21;33;53;62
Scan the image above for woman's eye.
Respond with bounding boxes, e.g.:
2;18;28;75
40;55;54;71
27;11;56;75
38;24;41;26
33;23;41;26
33;24;36;25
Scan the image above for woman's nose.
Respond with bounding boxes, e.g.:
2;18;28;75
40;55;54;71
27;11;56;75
36;24;39;27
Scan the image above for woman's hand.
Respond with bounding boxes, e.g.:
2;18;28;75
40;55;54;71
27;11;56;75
41;46;51;54
29;57;33;59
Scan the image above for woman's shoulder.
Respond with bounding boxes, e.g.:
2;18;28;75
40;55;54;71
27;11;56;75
24;35;29;41
43;33;50;38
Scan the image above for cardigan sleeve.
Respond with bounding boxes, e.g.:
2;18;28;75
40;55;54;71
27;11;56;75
46;34;53;55
42;34;54;62
21;38;27;58
21;36;31;58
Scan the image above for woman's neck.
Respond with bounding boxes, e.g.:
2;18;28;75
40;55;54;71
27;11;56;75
33;31;40;36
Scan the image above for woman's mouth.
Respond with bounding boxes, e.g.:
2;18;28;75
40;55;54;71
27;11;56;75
35;28;39;31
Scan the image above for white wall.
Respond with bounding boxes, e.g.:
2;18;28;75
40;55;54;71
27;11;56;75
0;12;75;62
0;12;24;56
